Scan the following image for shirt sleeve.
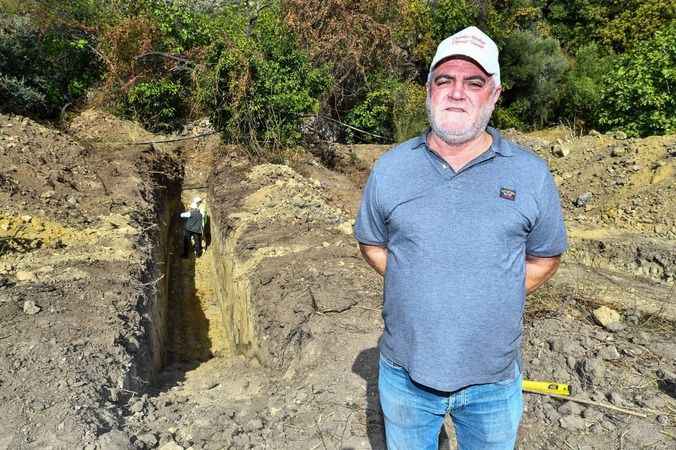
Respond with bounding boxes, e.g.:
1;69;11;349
526;170;568;257
354;167;388;246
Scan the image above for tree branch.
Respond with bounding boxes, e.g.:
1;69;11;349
135;52;195;65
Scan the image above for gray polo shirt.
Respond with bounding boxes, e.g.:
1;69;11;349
355;127;567;392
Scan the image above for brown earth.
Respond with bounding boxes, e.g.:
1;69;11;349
0;112;674;450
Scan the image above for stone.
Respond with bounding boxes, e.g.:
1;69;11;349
543;403;559;422
23;300;41;315
577;358;606;386
655;416;672;428
158;440;184;450
559;415;586;431
557;401;581;416
656;368;676;396
129;399;144;414
97;430;132;450
607;391;624;406
592;306;622;330
245;418;264;431
309;282;356;313
622;422;662;447
613;130;628;140
15;271;37;282
552;144;570;157
610;145;627;157
566;356;577;370
138;433;158;447
574;192;593;207
581;407;603;420
40;190;56;199
562;341;585;356
232;434;250;448
599;345;621;360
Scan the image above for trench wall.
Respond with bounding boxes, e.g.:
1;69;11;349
207;206;260;361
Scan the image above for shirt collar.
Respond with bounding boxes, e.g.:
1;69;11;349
414;127;514;157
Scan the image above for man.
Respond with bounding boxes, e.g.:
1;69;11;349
354;26;567;450
180;197;204;258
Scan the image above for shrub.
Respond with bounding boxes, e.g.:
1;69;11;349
345;77;398;143
597;24;676;136
559;43;614;130
495;29;569;129
124;78;184;132
345;76;427;143
195;4;332;152
393;0;482;70
283;0;408;115
0;14;102;118
392;81;427;142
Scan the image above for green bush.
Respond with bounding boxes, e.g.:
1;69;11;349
495;29;569;129
559;43;614;130
124;78;184;132
393;0;482;68
0;15;102;118
597;24;676;136
392;81;428;142
345;77;428;144
345;77;398;143
196;4;331;151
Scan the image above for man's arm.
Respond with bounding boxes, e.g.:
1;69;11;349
525;255;561;294
359;243;388;277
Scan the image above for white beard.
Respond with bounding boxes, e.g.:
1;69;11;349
426;96;495;145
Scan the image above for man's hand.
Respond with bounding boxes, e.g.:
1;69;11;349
525;255;561;294
359;243;388;276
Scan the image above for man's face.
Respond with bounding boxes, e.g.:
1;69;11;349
426;58;501;145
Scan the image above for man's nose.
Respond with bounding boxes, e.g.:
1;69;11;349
448;82;466;100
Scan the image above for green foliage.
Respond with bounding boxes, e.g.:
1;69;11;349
2;0;673;144
559;43;614;129
346;77;398;143
196;4;332;151
136;0;216;53
545;0;675;52
597;24;676;137
393;0;482;68
345;76;427;143
124;78;184;132
430;0;481;42
392;81;428;142
0;14;102;118
495;29;569;129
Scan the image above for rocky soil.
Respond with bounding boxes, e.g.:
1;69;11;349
0;113;674;450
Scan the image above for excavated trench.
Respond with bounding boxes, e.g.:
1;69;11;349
137;160;260;389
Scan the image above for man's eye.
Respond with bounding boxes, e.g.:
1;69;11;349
469;81;484;88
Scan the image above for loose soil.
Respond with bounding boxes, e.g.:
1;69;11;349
0;113;674;450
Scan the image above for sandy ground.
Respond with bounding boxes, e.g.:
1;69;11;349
0;112;674;449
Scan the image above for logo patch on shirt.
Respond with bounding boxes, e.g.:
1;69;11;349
499;187;517;201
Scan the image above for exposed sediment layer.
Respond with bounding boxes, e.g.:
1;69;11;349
208;205;259;360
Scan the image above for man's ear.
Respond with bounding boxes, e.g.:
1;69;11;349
491;84;502;105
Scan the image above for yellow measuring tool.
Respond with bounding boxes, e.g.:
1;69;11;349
522;379;571;396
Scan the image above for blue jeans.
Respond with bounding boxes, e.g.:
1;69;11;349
379;354;523;450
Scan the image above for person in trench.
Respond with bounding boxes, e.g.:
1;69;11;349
180;197;205;258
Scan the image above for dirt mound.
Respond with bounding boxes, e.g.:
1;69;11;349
0;111;181;449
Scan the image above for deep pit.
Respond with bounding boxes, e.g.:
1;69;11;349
137;138;262;391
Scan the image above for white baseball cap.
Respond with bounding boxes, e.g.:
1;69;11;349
429;26;500;86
